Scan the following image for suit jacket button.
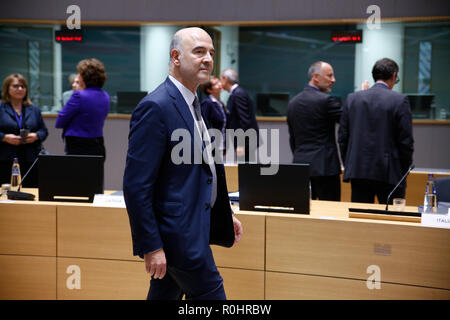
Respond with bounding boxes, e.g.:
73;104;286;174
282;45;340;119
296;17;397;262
207;178;212;184
205;203;211;210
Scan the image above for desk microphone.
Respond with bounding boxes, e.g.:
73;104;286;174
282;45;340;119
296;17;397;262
385;164;415;211
7;152;43;201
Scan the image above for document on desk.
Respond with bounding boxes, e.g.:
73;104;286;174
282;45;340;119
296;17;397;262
93;194;126;208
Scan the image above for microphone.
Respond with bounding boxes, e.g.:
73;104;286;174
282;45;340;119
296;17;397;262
385;164;415;211
7;151;43;201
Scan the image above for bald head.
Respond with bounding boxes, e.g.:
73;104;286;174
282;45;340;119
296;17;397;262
168;27;215;93
220;69;239;92
308;61;336;93
170;28;211;63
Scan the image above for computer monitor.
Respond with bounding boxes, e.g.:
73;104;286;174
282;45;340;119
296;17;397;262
116;91;148;114
256;93;290;116
238;163;310;214
38;154;104;202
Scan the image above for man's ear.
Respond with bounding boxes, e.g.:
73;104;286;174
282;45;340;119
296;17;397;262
171;49;181;66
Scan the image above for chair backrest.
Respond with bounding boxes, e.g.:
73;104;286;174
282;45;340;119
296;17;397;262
435;177;450;203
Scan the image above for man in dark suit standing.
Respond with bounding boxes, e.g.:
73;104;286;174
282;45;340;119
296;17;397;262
123;27;242;300
338;58;414;204
220;69;260;163
287;61;342;201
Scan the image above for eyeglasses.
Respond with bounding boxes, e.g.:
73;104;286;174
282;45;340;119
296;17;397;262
11;84;25;89
395;76;400;84
10;84;26;89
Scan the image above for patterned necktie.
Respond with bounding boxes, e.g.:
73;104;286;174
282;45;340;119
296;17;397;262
193;97;217;207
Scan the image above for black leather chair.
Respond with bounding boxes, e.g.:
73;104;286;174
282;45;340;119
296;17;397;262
435;177;450;203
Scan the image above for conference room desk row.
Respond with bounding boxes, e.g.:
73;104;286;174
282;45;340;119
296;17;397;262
0;191;448;300
224;164;450;206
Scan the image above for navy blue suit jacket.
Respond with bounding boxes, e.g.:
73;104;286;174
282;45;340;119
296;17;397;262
123;78;234;270
287;86;342;177
227;86;259;133
338;83;414;185
200;96;227;133
0;102;48;162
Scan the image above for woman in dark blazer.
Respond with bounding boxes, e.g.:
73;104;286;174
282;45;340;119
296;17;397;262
55;58;110;158
0;73;48;187
200;76;228;154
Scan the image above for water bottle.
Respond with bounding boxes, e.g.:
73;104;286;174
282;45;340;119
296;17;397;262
10;158;21;192
423;173;436;213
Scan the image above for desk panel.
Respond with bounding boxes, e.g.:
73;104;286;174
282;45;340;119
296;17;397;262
0;203;56;256
225;164;238;192
219;268;265;300
212;213;265;270
266;272;450;300
266;216;450;290
0;255;56;299
57;206;139;261
57;257;148;300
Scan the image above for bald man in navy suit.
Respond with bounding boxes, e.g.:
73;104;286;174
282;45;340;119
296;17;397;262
123;27;242;300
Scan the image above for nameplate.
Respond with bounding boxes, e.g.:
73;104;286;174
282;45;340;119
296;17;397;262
93;194;126;208
421;213;450;229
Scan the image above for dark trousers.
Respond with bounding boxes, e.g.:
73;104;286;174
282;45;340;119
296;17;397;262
310;175;341;201
350;178;405;204
147;249;226;300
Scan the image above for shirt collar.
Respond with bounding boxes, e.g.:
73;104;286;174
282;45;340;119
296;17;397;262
230;83;239;94
169;75;196;107
209;94;219;103
307;83;320;90
375;81;389;88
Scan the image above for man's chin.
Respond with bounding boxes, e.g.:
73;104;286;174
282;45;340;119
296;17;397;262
198;74;211;84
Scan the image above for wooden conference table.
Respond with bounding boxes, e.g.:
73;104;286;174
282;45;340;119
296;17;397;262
0;188;448;300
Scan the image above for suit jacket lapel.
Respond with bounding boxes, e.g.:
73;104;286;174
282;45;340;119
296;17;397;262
3;103;20;128
164;77;205;163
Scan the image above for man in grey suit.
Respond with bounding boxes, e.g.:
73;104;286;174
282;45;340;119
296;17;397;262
287;61;342;201
338;58;414;204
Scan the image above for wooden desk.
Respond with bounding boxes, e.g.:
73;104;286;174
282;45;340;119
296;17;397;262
0;196;448;300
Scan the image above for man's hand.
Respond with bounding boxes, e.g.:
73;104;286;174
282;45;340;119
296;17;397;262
24;132;39;144
361;80;370;90
2;134;22;146
232;216;243;244
144;248;167;279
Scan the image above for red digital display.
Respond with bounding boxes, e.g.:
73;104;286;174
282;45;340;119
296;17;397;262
331;30;362;43
55;30;83;42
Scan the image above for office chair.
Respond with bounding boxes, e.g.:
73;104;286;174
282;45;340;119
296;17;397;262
435;177;450;203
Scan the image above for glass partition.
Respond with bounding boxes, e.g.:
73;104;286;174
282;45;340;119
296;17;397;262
0;20;449;119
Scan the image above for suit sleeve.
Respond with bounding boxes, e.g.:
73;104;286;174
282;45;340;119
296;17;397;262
123;100;167;258
35;108;48;142
233;93;254;130
338;98;350;161
395;96;414;173
327;96;342;123
286;104;295;153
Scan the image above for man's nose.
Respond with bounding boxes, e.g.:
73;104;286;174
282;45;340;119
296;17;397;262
204;52;213;62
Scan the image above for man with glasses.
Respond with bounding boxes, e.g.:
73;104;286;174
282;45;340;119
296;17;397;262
338;58;414;204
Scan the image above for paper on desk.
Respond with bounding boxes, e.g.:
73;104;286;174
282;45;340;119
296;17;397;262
93;194;126;208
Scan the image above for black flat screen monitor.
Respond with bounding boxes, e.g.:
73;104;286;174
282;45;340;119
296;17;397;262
238;163;310;214
116;91;148;114
38;154;104;202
